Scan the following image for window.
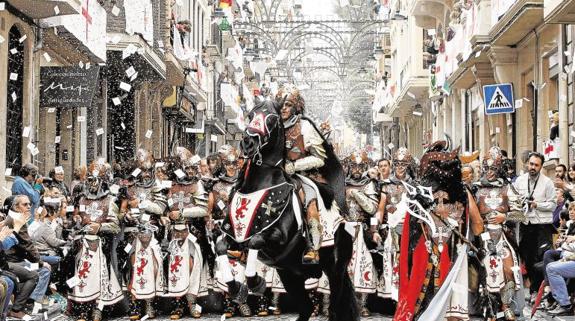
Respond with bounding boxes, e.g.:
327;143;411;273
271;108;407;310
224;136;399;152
6;26;24;167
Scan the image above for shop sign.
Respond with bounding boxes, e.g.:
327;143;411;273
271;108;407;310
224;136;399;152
40;67;100;108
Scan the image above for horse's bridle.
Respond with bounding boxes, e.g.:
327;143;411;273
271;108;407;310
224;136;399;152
244;112;280;166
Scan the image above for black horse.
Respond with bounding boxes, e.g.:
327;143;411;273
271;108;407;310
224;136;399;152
216;99;358;321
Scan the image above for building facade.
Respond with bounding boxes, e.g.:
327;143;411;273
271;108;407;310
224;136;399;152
0;0;245;198
375;0;575;171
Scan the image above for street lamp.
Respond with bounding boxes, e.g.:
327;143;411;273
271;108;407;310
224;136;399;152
211;8;230;31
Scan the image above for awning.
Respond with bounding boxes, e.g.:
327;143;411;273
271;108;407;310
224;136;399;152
163;87;196;123
107;32;166;79
6;0;81;19
39;0;107;62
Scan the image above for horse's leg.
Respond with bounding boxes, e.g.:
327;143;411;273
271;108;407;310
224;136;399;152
276;269;313;321
214;237;248;304
321;225;360;321
245;235;267;296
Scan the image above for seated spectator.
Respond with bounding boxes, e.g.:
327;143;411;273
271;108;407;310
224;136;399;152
29;197;66;266
553;188;572;228
546;202;575;316
48;167;70;202
1;196;34;319
5;195;52;317
11;164;40;223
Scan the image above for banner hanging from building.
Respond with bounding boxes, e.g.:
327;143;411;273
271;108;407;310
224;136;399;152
40;67;100;108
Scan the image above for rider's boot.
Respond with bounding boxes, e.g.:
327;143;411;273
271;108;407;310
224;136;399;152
303;216;322;264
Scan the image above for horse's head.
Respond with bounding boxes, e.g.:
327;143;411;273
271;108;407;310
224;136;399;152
240;99;284;166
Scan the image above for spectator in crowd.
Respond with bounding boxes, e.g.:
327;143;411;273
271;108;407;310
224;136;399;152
556;164;568;181
207;153;222;177
199;158;212;178
69;166;86;200
553;188;571;228
11;164;40;223
546;202;575;315
5;195;53;314
48;167;70;201
29;196;66;266
0;196;28;320
568;164;575;184
513;152;556;299
377;159;391;181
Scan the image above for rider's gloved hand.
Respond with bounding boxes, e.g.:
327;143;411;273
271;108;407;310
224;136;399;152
285;161;295;175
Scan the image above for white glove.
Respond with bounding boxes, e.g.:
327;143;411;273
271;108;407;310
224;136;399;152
285;161;295;175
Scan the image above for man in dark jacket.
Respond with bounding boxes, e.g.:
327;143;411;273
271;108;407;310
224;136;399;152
6;195;52;318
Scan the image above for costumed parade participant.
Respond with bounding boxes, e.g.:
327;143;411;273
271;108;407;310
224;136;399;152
166;147;212;318
473;147;522;320
126;149;170;231
210;149;252;318
163;219;204;320
125;222;164;320
278;84;342;264
344;152;378;317
374;148;414;300
67;160;123;321
394;140;483;321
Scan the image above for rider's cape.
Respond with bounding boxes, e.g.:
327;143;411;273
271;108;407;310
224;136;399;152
301;116;348;214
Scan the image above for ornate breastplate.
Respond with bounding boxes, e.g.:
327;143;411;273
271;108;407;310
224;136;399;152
428;191;465;248
476;186;508;219
169;183;197;211
212;180;234;220
346;185;368;222
285;122;306;161
79;196;110;225
382;183;405;212
130;186;153;204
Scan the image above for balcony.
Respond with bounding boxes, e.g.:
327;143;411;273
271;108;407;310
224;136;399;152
387;74;429;117
205;24;224;59
107;33;166;79
6;0;80;19
410;0;447;29
545;0;575;23
489;0;544;46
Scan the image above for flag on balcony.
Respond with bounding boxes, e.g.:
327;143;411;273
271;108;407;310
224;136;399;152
219;0;232;8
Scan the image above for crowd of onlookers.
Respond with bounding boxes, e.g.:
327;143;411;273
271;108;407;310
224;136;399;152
8;150;575;318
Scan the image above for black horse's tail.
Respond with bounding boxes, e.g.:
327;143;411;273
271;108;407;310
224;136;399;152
329;224;359;321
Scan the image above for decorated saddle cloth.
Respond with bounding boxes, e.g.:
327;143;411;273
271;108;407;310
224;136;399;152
222;182;293;243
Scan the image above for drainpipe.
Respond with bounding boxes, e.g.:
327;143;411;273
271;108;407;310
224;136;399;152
533;30;540;152
560;25;569;164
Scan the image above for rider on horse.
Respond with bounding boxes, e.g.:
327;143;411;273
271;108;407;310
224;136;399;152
277;84;328;264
